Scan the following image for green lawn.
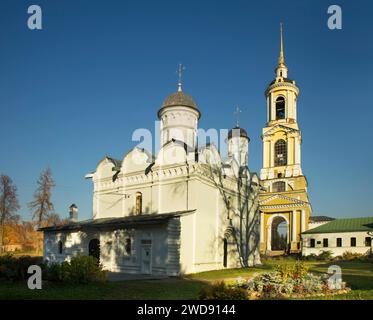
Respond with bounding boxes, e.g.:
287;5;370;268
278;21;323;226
0;258;372;300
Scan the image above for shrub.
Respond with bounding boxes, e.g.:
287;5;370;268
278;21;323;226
317;250;333;260
366;250;373;262
274;260;309;281
0;254;44;281
342;251;364;261
240;260;342;298
45;255;107;284
199;281;248;300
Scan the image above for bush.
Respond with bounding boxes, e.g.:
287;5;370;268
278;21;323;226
317;250;333;260
274;260;309;281
0;254;44;281
341;251;364;261
199;281;248;300
45;255;107;284
243;270;330;298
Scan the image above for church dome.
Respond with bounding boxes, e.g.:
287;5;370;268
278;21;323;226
228;126;250;140
158;91;200;118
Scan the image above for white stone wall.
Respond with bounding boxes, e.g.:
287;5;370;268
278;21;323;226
44;140;260;275
43;222;179;275
302;232;373;257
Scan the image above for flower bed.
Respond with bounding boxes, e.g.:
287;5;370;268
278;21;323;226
234;261;350;299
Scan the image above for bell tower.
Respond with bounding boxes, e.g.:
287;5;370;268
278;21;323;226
259;24;312;255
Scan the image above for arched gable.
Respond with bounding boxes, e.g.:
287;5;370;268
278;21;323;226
155;140;187;166
122;147;153;173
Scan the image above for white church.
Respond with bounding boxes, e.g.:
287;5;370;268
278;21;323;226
40;74;261;275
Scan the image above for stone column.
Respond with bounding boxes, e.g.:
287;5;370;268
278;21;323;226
266;224;272;252
301;209;306;232
295;136;301;164
263;140;268;168
292;210;297;242
270;140;274;167
260;212;264;243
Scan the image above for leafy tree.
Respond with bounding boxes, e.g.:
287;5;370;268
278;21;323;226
0;174;20;252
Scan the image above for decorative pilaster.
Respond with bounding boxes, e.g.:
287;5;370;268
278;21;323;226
260;212;264;243
292;210;297;242
301;209;306;232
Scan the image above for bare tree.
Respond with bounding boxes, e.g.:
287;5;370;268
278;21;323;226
28;168;55;253
28;168;55;228
0;174;20;252
46;212;69;227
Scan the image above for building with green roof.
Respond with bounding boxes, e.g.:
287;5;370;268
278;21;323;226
301;217;373;257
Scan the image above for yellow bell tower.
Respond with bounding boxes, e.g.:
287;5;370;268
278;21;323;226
259;24;312;255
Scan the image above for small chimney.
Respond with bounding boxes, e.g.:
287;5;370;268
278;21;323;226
69;204;78;222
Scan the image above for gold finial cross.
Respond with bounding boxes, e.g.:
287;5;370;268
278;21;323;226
234;106;242;127
176;63;185;92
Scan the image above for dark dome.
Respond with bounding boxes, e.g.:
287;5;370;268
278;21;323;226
228;126;249;140
158;91;200;119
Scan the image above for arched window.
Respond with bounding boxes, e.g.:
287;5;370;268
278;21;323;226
273;181;286;192
274;140;287;166
135;192;142;215
275;96;285;120
58;240;63;254
125;238;131;255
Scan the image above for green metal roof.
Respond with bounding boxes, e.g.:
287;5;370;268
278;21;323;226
302;217;373;234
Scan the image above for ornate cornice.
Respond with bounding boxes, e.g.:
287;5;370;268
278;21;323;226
262;124;300;138
265;81;299;96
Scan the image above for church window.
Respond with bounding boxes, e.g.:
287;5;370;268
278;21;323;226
323;238;328;248
275;96;285;119
135;192;142;215
58;240;63;254
336;238;342;247
223;238;228;267
272;181;286;192
365;237;372;247
310;239;315;248
350;237;356;247
125;238;131;255
274;140;287;166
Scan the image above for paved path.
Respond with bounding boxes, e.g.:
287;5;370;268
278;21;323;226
107;272;169;281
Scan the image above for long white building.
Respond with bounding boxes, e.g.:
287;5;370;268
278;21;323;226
302;217;373;257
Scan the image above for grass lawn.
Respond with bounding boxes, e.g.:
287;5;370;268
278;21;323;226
0;258;372;300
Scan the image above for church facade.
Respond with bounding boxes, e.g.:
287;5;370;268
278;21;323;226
40;78;261;275
259;25;312;255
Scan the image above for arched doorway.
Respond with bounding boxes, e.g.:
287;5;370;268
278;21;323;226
271;216;288;251
88;239;100;263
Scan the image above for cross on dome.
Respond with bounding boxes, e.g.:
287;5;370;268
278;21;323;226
176;63;185;92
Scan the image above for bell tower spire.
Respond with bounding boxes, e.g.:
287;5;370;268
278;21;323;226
279;23;285;66
276;23;288;78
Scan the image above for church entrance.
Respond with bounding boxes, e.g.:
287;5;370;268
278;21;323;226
88;239;100;264
140;240;152;274
271;216;288;252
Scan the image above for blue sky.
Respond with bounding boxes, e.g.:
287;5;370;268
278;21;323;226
0;0;372;221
